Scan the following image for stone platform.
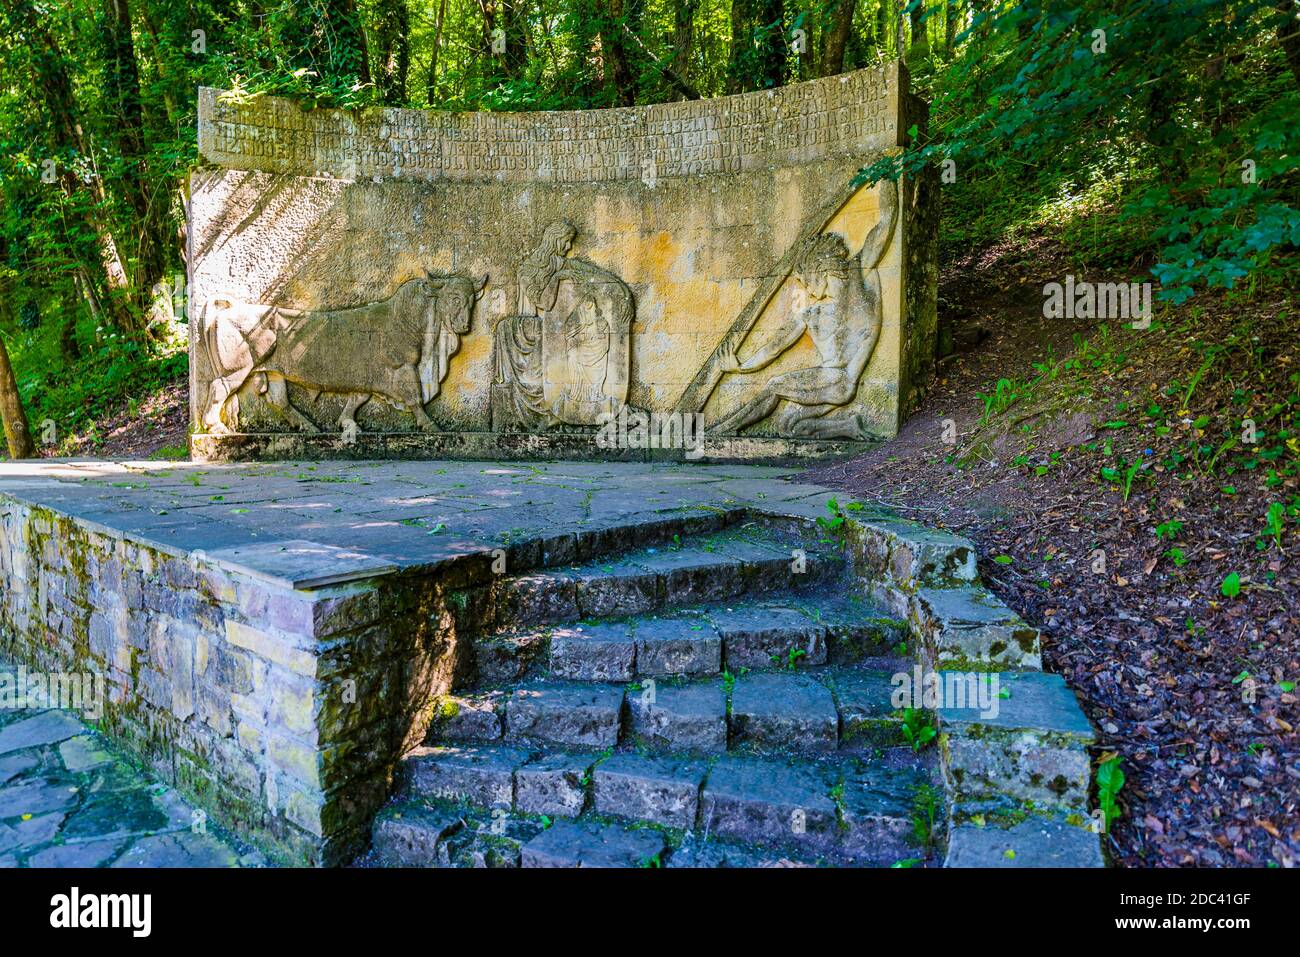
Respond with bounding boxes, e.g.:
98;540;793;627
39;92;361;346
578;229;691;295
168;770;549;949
0;459;1101;867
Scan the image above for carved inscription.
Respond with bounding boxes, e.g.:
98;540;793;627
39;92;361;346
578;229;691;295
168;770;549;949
199;66;899;184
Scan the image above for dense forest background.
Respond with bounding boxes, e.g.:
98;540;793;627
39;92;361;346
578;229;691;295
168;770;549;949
0;0;1297;455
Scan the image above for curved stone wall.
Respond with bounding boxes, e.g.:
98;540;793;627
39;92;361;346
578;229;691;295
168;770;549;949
189;62;936;462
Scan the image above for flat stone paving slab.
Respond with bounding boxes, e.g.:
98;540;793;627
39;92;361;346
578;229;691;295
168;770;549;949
700;755;838;852
945;818;1104;868
405;744;534;807
0;665;252;868
709;605;828;670
202;539;399;589
0;460;799;569
521;819;667;868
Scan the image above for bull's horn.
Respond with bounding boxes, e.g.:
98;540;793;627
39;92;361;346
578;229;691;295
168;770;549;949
475;273;489;296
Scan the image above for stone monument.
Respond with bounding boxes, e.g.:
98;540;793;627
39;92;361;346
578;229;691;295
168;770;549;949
189;62;937;462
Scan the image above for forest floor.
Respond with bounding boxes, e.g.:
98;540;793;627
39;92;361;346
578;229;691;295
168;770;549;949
802;233;1299;868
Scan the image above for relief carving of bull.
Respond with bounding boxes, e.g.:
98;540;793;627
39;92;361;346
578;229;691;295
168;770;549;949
199;271;487;435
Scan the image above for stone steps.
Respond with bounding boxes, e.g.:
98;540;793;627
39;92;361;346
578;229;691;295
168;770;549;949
367;521;946;869
372;746;938;868
432;663;915;757
486;528;847;634
474;595;906;685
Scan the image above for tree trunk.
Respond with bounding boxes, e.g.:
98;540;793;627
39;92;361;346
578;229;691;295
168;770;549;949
373;0;411;104
427;0;448;104
601;0;642;105
1278;0;1300;89
910;0;928;53
945;0;956;51
15;0;137;337
671;0;698;89
104;0;168;319
0;319;37;459
821;0;855;76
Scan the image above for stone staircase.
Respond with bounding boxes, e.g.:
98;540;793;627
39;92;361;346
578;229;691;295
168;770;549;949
363;521;947;868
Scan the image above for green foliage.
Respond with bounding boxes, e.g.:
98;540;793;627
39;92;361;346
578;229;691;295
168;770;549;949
860;0;1300;304
1096;755;1125;830
900;707;937;752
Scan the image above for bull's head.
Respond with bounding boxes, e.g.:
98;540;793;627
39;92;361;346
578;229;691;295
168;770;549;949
423;270;487;336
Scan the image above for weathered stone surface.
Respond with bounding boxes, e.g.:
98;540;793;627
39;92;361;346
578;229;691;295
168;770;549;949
405;745;533;808
505;682;624;747
549;622;637;681
633;617;722;676
474;631;549;684
111;831;241;868
911;586;1041;670
572;564;659;618
710;605;828;670
940;672;1095;811
370;804;463;866
521;819;666;868
0;711;84;756
435;694;504;742
636;548;746;605
700;756;838;853
666;836;813;868
593;753;705;828
28;837;130;868
837;764;929;865
945;818;1105;868
515;753;592;818
830;669;906;747
495;573;579;626
59;734;116;772
442;811;546;867
204;540;397;589
730;673;838;752
627;681;727;753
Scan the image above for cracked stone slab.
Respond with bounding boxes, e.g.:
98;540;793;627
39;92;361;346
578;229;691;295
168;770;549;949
940;672;1095;811
570;562;659;618
405;745;533;808
370;804;464;866
521;819;666;868
111;831;241;868
505;682;625;748
515;753;593;818
700;756;837;853
202;539;399;589
631;547;745;605
911;586;1041;670
592;753;706;828
729;672;838;752
829;670;907;748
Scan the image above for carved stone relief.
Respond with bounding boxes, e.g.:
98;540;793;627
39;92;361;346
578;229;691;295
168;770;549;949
705;179;898;440
491;220;635;430
200;271;486;434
